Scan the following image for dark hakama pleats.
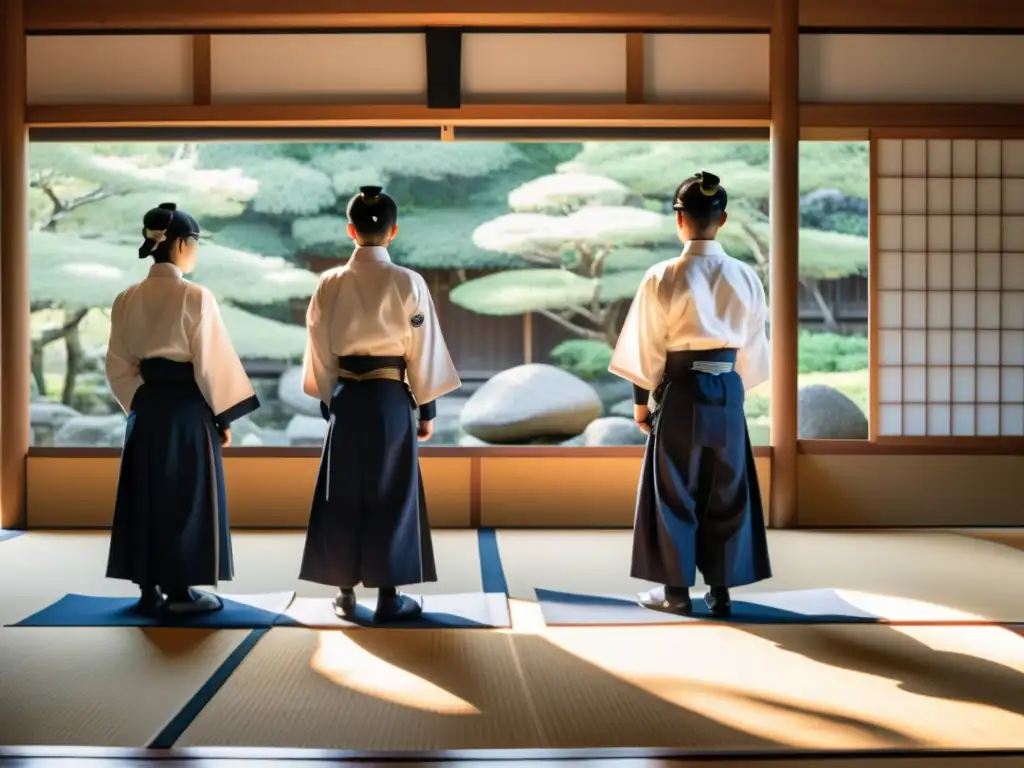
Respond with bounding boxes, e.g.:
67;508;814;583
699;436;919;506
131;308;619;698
299;355;437;589
106;358;259;589
631;349;772;589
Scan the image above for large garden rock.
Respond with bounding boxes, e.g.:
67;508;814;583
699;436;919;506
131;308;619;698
31;402;82;446
229;415;264;447
591;377;633;414
286;415;327;446
459;364;603;443
582;416;648;446
610;398;634;418
430;396;468;445
53;414;127;448
277;365;323;417
31;401;81;429
797;384;869;439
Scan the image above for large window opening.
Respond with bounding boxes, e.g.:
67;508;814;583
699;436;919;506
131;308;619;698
28;138;868;449
796;141;871;439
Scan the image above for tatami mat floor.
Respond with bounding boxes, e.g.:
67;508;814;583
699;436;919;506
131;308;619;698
1;528;1023;758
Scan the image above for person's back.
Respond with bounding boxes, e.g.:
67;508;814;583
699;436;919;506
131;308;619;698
609;171;771;619
106;202;259;617
299;186;460;623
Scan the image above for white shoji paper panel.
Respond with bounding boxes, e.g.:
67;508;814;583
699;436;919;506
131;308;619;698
875;138;1024;437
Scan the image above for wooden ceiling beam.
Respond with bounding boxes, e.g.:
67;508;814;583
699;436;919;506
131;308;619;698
24;0;1024;33
24;0;773;33
24;103;773;129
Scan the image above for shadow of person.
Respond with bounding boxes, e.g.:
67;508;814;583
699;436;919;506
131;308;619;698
733;623;1024;722
345;628;913;751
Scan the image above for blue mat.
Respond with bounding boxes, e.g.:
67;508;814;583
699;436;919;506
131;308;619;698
10;591;295;629
275;592;511;629
535;587;881;625
0;530;25;542
477;528;509;594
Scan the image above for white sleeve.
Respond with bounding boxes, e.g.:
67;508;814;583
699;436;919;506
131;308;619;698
405;275;461;407
608;272;667;391
105;294;143;414
735;279;770;391
301;278;340;407
190;290;260;427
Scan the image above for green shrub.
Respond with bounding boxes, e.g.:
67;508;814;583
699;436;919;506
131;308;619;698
549;339;614;381
744;394;771;420
798;330;868;373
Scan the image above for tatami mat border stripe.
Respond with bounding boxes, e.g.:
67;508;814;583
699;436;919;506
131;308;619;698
0;530;25;542
149;628;270;749
477;528;508;594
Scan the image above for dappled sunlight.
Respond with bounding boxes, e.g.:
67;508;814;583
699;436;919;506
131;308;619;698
836;589;992;622
505;597;548;634
309;630;481;715
889;623;1024;674
536;623;1024;748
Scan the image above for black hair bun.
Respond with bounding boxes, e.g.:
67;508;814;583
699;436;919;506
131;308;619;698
360;186;383;200
698;171;721;196
158;202;177;211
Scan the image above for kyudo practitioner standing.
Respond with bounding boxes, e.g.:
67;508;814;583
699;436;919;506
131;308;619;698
609;172;772;618
299;186;461;623
106;202;260;616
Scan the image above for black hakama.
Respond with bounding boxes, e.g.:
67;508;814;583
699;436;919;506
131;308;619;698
631;349;772;589
106;358;259;589
299;355;437;589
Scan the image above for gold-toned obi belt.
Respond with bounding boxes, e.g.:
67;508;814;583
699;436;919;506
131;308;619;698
336;354;406;384
338;367;404;383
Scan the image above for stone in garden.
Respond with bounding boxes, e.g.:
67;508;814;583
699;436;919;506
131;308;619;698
277;365;323;417
286;414;327;446
459;364;603;443
30;401;81;429
610;398;634;418
591;377;633;414
797;384;869;439
582;416;648;446
229;415;264;446
53;414;127;448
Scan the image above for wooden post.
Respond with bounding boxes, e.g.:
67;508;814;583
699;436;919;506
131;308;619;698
768;0;799;528
1;0;29;529
523;313;533;364
625;33;645;104
192;34;212;105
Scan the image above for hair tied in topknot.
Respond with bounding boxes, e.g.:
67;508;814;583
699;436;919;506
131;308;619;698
698;171;721;196
360;185;383;203
158;202;177;211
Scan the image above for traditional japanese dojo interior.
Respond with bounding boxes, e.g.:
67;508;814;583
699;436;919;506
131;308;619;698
1;1;1024;765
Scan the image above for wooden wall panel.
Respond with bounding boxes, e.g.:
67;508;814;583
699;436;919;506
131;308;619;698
26;457;472;528
210;34;427;104
462;34;627;103
25;453;771;529
645;34;770;103
27;36;193;105
797;454;1024;526
801;35;1024;103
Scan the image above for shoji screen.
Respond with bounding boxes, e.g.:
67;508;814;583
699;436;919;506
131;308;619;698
874;139;1024;438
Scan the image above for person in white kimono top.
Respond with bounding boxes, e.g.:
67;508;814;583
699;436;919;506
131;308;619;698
105;202;260;617
609;171;772;619
299;186;461;623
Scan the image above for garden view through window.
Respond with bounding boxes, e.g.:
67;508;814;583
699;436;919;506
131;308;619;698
28;140;869;448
